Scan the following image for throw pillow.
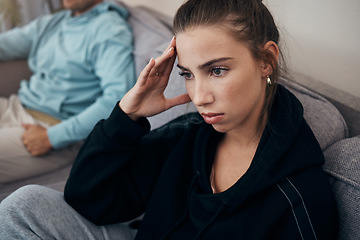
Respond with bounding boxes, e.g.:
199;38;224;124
323;136;360;240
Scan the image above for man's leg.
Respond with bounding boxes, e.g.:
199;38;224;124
0;185;137;239
0;95;80;184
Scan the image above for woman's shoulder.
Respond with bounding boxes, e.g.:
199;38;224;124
153;112;204;132
141;112;205;149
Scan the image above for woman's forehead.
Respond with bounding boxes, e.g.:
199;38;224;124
176;27;252;68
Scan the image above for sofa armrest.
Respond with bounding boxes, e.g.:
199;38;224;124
0;60;31;97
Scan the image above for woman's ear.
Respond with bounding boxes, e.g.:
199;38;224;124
260;41;279;77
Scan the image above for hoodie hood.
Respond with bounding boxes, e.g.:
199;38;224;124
191;84;324;212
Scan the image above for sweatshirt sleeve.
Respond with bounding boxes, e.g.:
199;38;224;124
64;105;178;225
0;19;36;60
47;15;136;149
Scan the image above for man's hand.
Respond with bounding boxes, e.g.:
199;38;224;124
21;124;53;156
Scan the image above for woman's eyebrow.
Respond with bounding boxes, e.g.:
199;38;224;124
198;57;233;70
177;57;233;72
177;64;189;71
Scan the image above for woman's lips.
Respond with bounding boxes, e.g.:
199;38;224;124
201;113;224;124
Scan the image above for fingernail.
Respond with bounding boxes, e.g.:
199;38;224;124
148;58;154;64
171;36;175;41
168;47;174;52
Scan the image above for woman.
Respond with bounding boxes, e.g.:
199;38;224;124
0;0;337;239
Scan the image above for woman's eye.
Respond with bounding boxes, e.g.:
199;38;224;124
179;71;194;80
211;68;228;77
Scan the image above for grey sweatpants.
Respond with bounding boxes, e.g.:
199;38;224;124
0;185;137;239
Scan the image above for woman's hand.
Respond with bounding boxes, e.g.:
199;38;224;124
119;37;191;121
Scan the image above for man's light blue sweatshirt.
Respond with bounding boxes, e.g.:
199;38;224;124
0;2;136;149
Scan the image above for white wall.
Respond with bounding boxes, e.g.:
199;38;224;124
19;0;54;24
122;0;360;97
0;0;62;32
265;0;360;97
121;0;184;17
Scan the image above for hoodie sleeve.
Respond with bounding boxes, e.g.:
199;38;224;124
64;105;183;225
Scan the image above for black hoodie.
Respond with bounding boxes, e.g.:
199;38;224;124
65;85;337;239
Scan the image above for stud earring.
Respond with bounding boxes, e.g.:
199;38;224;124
266;76;272;86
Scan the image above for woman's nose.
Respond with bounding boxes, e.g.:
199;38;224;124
191;80;214;107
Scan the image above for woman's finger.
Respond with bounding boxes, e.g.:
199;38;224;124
151;47;176;77
137;37;176;86
161;37;177;76
138;58;156;86
163;36;176;54
163;48;177;77
151;37;176;74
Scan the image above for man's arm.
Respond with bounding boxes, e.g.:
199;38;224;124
1;16;49;156
47;16;136;149
0;19;36;61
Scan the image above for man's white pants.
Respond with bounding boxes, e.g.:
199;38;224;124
0;95;81;184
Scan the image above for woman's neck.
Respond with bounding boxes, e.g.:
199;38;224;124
224;112;266;148
210;115;267;194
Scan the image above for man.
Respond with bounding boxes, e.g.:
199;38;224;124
0;0;136;183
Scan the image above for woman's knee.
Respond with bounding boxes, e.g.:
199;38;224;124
0;185;62;217
0;185;69;238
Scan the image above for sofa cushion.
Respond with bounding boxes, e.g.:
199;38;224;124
323;136;360;240
112;0;174;77
281;79;348;150
125;6;173;77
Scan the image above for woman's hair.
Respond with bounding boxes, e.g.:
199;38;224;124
173;0;282;125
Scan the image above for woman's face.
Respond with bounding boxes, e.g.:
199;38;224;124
176;26;267;134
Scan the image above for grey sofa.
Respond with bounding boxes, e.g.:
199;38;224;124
1;2;359;239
